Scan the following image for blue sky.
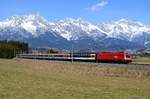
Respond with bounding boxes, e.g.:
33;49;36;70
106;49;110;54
0;0;150;24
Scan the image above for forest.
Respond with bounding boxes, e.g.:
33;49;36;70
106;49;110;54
0;40;28;58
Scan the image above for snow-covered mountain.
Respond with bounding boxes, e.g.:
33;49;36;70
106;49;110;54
50;18;107;40
98;19;150;41
0;14;52;38
0;14;150;50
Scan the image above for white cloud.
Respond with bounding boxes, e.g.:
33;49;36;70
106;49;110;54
87;0;108;11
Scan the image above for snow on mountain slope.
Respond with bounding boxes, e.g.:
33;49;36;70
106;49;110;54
97;19;150;41
0;14;50;37
0;14;150;49
50;18;107;40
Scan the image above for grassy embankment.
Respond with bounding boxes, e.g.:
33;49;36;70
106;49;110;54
0;59;150;99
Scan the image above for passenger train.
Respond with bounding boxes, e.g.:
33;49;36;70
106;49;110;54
17;52;132;63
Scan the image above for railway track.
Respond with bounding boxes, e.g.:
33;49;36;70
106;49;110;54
16;58;150;68
70;61;150;68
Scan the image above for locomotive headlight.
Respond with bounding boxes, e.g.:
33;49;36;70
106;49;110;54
114;56;118;59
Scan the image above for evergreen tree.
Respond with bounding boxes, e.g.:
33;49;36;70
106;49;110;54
0;40;28;59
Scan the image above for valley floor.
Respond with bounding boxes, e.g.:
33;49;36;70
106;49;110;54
0;59;150;99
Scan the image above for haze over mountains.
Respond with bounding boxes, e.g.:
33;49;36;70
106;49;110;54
0;14;150;50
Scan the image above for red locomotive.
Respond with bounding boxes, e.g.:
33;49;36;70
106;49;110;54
96;52;132;63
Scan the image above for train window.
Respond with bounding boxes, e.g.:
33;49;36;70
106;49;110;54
126;55;130;58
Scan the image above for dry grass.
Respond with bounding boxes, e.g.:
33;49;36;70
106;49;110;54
0;59;150;99
15;59;150;79
132;56;150;65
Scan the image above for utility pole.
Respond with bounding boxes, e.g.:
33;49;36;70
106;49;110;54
71;44;74;63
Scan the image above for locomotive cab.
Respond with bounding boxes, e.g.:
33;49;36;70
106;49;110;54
124;53;132;63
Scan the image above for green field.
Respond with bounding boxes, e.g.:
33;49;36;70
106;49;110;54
0;59;150;99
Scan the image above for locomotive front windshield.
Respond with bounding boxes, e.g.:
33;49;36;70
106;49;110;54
126;55;131;58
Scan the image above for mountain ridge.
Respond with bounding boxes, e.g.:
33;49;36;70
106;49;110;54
0;14;150;50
